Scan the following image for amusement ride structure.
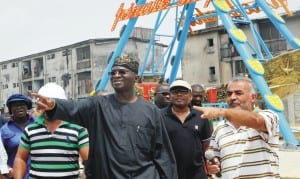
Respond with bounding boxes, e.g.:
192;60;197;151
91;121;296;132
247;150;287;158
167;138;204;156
96;0;300;146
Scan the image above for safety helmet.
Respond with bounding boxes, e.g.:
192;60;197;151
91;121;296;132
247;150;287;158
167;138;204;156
38;83;67;99
6;94;33;114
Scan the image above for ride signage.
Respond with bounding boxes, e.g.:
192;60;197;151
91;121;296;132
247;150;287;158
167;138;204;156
111;0;291;32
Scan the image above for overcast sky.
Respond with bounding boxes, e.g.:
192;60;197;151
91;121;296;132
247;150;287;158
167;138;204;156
0;0;299;61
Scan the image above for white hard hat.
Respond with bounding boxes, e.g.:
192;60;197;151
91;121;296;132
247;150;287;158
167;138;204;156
38;83;67;99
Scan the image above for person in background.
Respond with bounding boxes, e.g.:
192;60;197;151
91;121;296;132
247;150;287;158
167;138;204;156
14;83;89;179
154;82;171;109
191;84;216;133
194;77;280;178
0;94;35;179
32;55;177;179
191;84;205;107
161;80;211;179
0;138;9;179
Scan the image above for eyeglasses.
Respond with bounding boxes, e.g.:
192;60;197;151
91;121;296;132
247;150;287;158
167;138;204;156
108;69;131;76
170;88;190;95
156;92;170;96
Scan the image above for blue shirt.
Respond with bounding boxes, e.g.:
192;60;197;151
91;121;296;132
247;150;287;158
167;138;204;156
0;115;35;179
0;116;5;128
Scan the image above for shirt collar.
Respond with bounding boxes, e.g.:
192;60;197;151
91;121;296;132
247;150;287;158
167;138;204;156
166;104;196;117
36;115;45;125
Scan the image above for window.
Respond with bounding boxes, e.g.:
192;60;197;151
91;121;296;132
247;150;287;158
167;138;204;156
209;66;217;82
77;72;92;95
13;83;19;88
259;21;282;40
2;64;7;70
12;62;18;68
47;53;56;60
48;77;56;82
259;21;287;54
207;38;215;53
76;46;91;61
23;65;30;74
207;38;214;47
2;84;8;89
233;60;247;76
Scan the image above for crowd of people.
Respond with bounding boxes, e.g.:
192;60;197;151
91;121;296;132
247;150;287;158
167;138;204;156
0;54;280;179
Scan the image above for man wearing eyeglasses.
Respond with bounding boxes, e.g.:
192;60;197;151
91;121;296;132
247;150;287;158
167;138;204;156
32;55;177;179
154;82;171;109
161;80;211;179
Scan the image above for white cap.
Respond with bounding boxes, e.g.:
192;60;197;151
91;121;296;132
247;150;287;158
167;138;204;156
170;80;192;91
38;83;67;99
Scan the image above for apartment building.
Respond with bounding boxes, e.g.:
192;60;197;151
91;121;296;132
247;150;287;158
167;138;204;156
0;27;166;113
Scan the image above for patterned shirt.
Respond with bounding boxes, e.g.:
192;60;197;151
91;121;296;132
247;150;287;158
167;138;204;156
208;109;280;179
19;116;89;178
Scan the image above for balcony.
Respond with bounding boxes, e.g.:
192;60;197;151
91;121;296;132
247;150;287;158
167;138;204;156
22;73;32;80
221;39;287;61
264;38;287;55
220;44;239;61
77;59;91;71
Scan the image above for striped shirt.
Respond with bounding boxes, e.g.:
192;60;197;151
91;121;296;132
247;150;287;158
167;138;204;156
20;116;89;178
208;109;280;179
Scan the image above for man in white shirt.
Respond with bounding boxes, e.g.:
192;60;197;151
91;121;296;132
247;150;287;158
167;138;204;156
194;77;280;179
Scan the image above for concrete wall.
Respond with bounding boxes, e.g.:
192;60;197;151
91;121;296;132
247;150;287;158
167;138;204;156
182;30;220;86
285;13;300;50
182;23;259;86
0;61;20;109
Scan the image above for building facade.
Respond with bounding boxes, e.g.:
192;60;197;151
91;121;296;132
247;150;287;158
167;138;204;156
0;28;166;113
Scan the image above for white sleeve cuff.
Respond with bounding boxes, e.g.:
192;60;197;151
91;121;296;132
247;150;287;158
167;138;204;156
0;164;9;174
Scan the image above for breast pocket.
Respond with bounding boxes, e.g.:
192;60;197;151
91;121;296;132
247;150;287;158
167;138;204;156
135;125;155;152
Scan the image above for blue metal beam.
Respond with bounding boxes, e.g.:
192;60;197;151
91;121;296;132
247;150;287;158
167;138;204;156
95;0;147;91
169;3;196;83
